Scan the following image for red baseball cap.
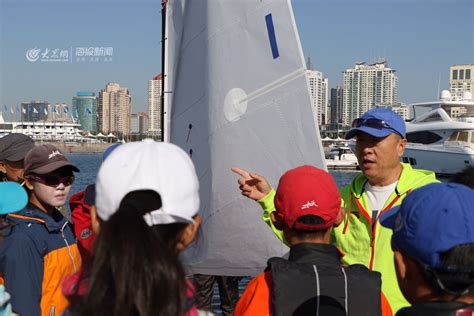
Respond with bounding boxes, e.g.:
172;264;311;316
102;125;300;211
274;165;341;231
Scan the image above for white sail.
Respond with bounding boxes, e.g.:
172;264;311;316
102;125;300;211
167;0;326;276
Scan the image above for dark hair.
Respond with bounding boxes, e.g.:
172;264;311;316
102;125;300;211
76;190;189;316
291;215;330;239
450;166;474;189
421;244;474;295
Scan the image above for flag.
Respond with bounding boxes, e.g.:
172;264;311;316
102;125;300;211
52;105;57;113
28;105;33;113
22;107;26;114
10;106;14;114
33;108;39;114
16;105;20;113
86;108;92;114
64;107;68;114
44;107;48;115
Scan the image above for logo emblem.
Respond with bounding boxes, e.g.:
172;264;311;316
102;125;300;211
301;200;318;210
26;48;41;62
80;228;92;240
48;150;63;159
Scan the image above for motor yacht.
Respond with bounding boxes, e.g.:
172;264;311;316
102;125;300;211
402;90;474;176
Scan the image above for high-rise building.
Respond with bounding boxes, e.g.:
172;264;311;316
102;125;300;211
21;101;50;122
130;112;149;134
330;87;344;125
306;69;328;126
98;83;132;136
72;92;98;132
342;61;398;125
449;64;474;100
148;74;162;137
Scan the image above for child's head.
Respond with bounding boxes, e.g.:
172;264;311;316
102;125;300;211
0;182;28;240
94;139;201;249
0;133;35;182
272;165;343;244
23;144;79;212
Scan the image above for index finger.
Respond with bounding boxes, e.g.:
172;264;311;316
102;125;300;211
231;166;251;179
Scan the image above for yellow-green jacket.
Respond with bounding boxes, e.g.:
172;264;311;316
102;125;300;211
258;163;438;314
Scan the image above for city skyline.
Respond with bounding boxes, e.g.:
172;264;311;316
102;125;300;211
1;0;472;113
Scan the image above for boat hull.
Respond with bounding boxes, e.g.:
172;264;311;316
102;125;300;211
403;144;474;176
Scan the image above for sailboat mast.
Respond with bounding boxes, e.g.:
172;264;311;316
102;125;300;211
160;0;167;142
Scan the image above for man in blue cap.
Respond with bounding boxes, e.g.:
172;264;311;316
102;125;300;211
0;182;29;316
380;183;474;315
233;108;438;313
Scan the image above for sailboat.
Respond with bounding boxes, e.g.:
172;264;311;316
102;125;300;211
164;0;326;276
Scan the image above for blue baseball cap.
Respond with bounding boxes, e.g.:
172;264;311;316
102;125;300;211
380;183;474;270
345;108;406;140
0;182;28;215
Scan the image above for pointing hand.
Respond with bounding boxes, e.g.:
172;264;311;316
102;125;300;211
231;167;272;201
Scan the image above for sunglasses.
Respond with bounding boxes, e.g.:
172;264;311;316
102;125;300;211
351;118;393;129
27;174;75;187
352;118;403;137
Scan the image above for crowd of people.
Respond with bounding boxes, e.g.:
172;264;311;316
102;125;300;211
0;108;472;316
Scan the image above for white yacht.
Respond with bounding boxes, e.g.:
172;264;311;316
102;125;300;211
325;145;359;170
402;90;474;176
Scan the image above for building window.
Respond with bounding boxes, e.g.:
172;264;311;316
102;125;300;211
453;70;458;80
460;69;464;80
466;69;471;80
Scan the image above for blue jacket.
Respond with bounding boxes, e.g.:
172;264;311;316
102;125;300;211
0;204;82;316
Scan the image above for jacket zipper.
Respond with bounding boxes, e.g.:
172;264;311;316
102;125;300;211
60;221;77;273
353;194;401;270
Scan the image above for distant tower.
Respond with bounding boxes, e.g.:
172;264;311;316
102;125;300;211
148;74;162;138
72;92;98;132
306;69;329;126
306;56;313;70
330;86;344;125
449;64;474;100
98;83;132;136
342;61;397;125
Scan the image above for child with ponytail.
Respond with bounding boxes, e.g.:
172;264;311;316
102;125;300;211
72;140;204;316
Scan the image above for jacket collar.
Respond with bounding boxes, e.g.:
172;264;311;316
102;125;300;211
350;163;432;199
8;203;68;232
288;243;343;266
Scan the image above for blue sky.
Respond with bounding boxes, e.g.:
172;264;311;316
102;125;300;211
1;0;473;114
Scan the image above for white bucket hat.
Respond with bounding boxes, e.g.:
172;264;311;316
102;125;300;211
95;140;200;226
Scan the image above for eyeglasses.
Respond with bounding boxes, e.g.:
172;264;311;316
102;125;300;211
27;174;75;187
